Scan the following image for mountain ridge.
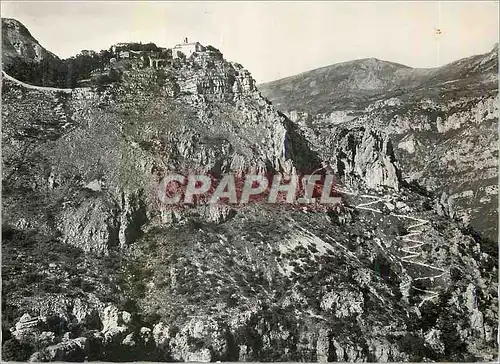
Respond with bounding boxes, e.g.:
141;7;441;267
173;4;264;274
258;44;498;114
261;44;497;86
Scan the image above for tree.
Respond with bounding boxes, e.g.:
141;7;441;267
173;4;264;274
2;338;33;361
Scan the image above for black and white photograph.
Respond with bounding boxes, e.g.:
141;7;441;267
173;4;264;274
0;1;498;362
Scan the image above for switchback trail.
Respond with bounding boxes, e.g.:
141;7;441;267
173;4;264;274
335;186;448;307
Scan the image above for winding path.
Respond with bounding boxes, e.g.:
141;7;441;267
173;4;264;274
335;186;448;308
1;70;73;93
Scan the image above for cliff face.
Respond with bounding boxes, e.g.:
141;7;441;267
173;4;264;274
292;117;401;191
2;21;498;363
358;92;499;242
1;56;299;254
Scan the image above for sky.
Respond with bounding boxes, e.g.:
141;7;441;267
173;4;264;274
1;1;498;83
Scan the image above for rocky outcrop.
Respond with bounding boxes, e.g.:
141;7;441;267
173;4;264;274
294;118;401;190
435;96;497;133
168;319;228;362
58;197;119;255
354;129;400;190
11;313;43;341
171;55;257;103
100;305;131;342
320;286;364;318
30;338;87;362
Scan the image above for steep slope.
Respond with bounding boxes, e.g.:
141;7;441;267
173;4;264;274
2;22;498;362
1;18;61;83
2;18;59;66
260;46;499;242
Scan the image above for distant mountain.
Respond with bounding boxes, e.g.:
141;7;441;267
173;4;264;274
259;45;498;114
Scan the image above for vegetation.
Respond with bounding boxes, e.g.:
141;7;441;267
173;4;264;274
113;42;159;53
2;338;33;361
4;49;114;88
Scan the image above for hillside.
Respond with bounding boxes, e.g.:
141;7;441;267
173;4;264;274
2;18;59;66
1;18;61;86
1;20;498;362
259;46;499;242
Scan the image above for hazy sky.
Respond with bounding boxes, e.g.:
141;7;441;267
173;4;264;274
1;1;498;83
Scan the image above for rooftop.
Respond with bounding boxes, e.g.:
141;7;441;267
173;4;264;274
174;41;201;48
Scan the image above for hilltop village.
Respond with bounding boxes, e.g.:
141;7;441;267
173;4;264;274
106;38;218;69
76;38;256;100
1;19;257;99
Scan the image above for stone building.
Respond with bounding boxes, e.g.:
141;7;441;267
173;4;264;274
148;55;168;68
119;51;130;59
111;42;133;53
172;38;204;59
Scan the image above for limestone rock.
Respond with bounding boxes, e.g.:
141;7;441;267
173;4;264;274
320;287;364;318
12;313;42;341
29;337;87;362
424;329;445;355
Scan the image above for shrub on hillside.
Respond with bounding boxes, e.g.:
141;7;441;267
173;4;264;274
2;338;33;361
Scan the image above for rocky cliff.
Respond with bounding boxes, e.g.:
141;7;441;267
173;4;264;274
2;20;498;362
359;91;498;242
